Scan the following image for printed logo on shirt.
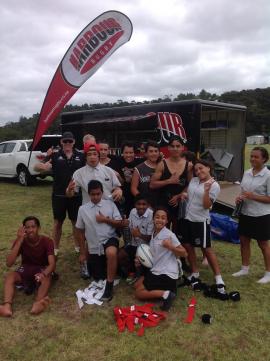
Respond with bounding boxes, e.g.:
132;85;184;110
122;167;134;183
140;175;150;183
194;238;201;246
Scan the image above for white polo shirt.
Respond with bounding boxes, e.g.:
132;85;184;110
185;177;220;222
150;227;180;279
76;199;122;255
240;166;270;217
128;208;154;247
72;162;121;204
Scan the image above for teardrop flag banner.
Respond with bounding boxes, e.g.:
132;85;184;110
31;10;133;150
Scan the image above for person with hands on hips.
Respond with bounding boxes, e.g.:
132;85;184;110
232;147;270;283
0;216;55;317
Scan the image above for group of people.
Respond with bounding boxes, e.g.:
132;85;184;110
1;130;270;318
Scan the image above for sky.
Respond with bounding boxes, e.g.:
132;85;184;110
0;0;269;126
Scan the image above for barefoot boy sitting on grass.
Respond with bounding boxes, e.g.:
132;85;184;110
0;216;55;317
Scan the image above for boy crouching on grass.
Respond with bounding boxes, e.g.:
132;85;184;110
0;216;55;317
135;207;187;311
118;194;153;283
76;180;123;301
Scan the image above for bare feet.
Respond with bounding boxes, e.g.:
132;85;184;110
30;296;51;315
0;303;12;317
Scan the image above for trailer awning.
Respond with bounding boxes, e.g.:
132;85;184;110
62;113;156;126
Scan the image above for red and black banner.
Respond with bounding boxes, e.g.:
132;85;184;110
32;10;133;149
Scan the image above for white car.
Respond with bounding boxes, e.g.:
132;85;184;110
0;135;62;186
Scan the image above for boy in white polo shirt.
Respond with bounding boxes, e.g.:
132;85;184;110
76;180;123;301
66;143;122;205
118;194;153;282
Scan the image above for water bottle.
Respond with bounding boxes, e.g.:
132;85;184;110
122;219;132;245
80;261;90;280
232;200;243;218
178;199;187;219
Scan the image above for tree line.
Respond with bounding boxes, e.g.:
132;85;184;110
0;87;269;141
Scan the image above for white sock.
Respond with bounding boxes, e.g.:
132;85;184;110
162;290;170;299
232;265;249;277
215;275;225;285
188;272;200;281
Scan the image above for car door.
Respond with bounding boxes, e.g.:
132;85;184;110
0;143;7;174
0;142;17;175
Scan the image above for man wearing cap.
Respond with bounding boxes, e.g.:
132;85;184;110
66;142;122;204
34;132;85;256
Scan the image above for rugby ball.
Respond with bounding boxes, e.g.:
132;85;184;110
136;244;153;268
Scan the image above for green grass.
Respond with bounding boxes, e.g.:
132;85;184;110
1;179;270;361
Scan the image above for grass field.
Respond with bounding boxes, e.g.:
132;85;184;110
1;178;270;361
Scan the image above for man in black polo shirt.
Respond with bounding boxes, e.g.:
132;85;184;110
35;132;85;256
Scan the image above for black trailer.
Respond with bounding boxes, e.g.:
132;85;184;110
61;99;246;182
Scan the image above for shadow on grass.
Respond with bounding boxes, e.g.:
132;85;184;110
0;177;53;188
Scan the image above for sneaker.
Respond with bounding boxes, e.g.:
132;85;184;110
100;281;113;301
80;262;90;280
190;277;204;292
215;284;229;301
216;283;226;294
100;292;113;302
232;268;249;277
257;274;270;284
160;291;176;311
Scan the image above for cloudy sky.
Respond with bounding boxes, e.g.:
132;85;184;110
0;0;269;126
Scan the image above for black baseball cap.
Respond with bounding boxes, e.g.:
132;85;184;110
62;131;75;140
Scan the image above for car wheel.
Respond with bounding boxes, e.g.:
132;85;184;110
17;166;35;186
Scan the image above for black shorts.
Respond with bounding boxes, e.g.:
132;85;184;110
143;271;177;293
238;214;270;240
104;237;119;250
87;238;119;281
180;219;211;248
52;194;82;222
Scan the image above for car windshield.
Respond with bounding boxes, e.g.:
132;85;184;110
27;136;61;152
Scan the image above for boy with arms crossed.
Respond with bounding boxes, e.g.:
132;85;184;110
76;180;123;301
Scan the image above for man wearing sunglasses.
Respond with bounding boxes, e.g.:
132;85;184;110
34;132;85;257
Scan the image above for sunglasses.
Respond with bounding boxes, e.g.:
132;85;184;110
62;139;74;144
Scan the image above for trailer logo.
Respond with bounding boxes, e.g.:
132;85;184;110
157;112;187;144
